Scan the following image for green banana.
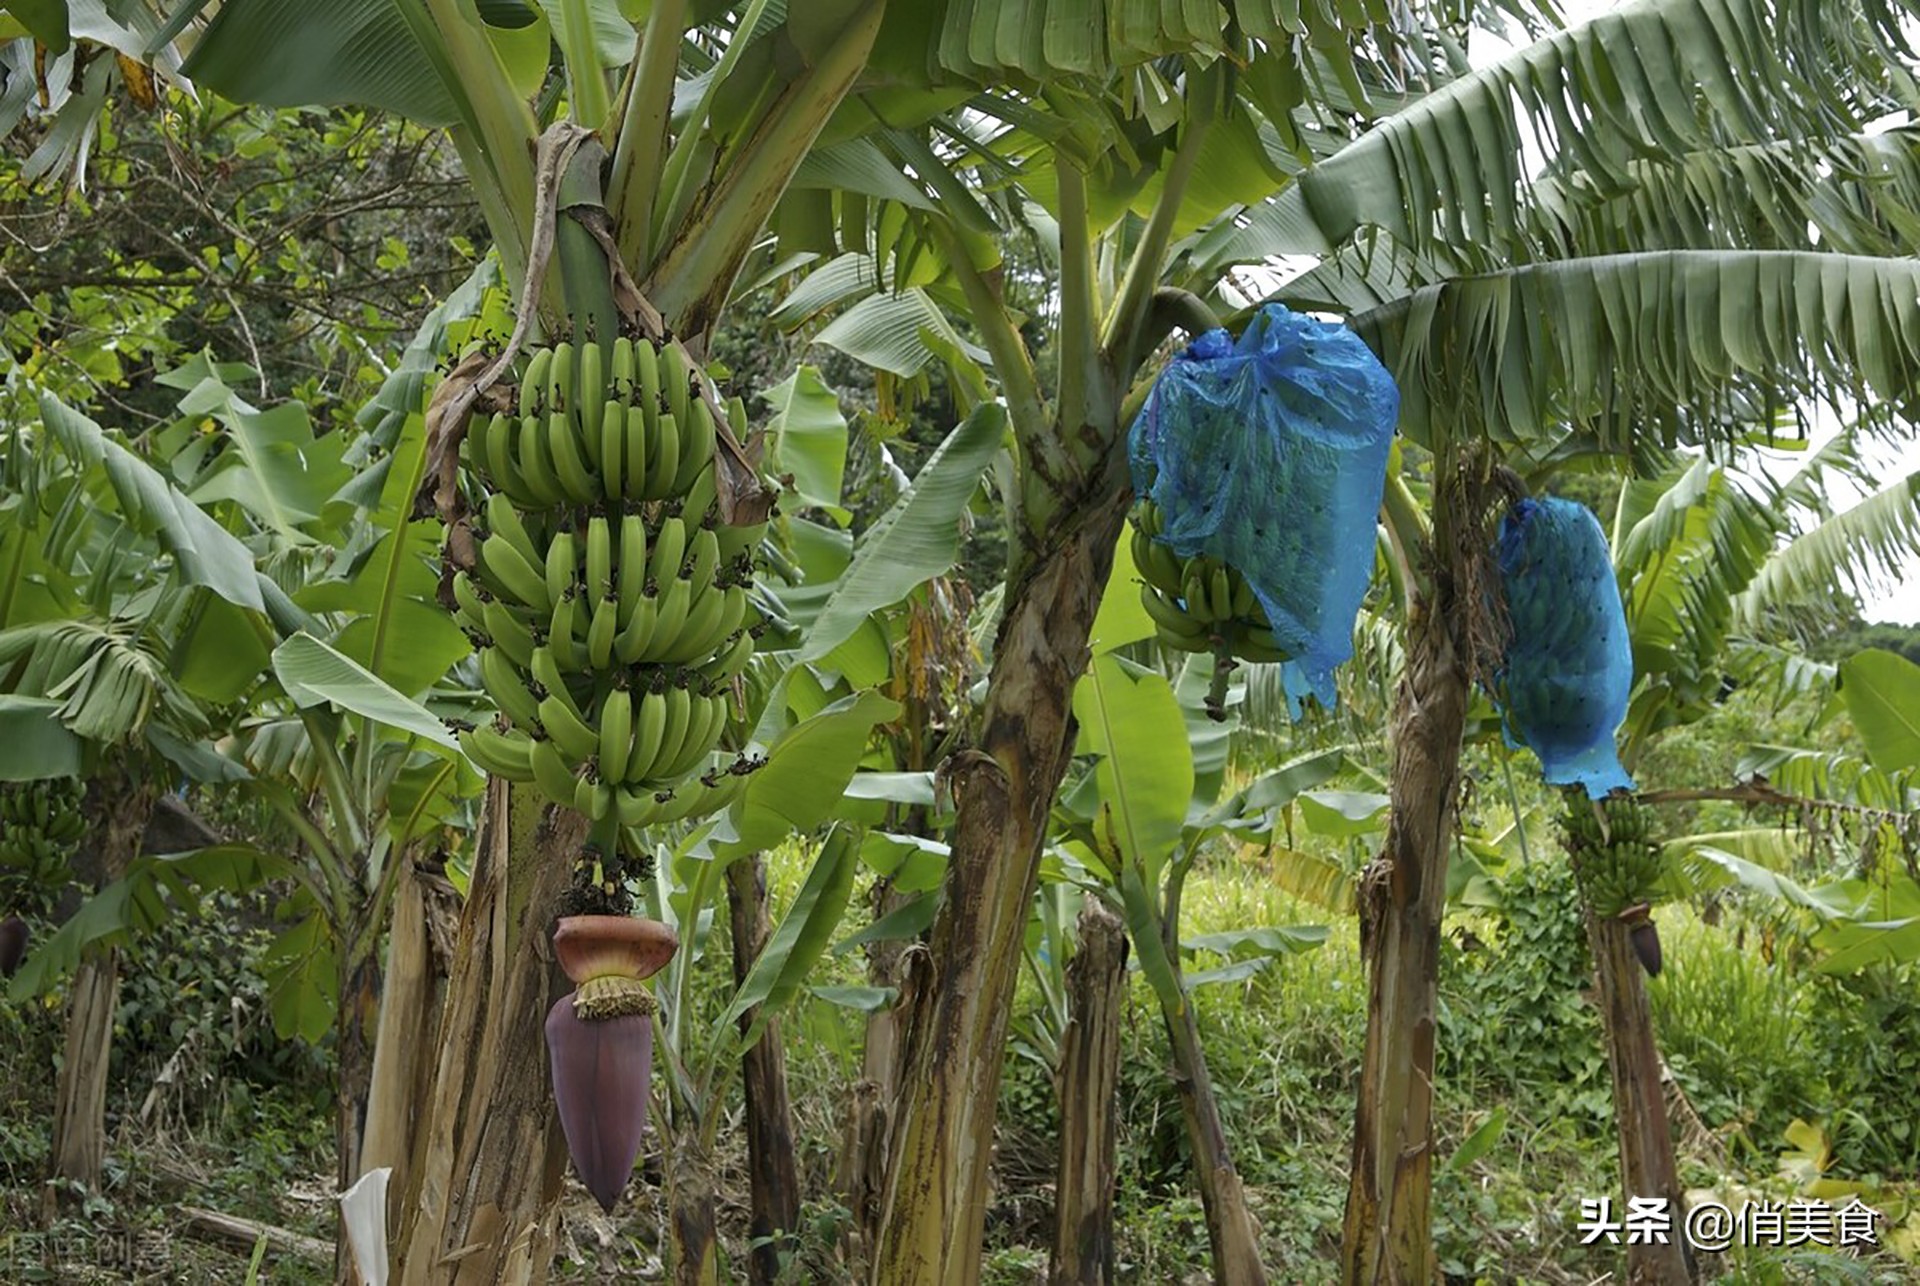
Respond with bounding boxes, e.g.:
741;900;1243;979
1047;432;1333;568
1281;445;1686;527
573;773;613;822
546;405;598;504
548;341;574;417
482;414;529;506
1181;564;1215;624
681;460;718;528
613;593;659;666
676;401;717;495
623;404;650;500
515;412;566;505
601;401;628;502
649;517;687;587
530;647;591;730
683;526;720;589
661;583;725;664
539;689;600;765
613;785;663;827
1230;571;1257;619
478;532;551;615
586;515;612;599
548;592;586;673
479;646;541;728
451;570;491;631
587;595;619;670
615;514;649;622
610;336;634;400
483;598;537;670
486;492;544;573
698;630;753;684
662;342;692;430
519;346;553;419
529;735;579;806
715;519;766;564
1232;624;1288;665
1139;584;1208;648
633;336;661;423
460;724;537;782
649;412;681;502
576;339;603;429
659;694;723;779
544;529;578;609
643;683;694;786
597;687;633;787
625;688;669;783
646;577;693;662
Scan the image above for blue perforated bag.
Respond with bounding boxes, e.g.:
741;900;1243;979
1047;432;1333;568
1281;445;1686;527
1128;303;1399;707
1494;497;1635;796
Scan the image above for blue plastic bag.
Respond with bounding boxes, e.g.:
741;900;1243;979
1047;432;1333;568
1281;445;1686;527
1494;497;1635;796
1128;303;1399;707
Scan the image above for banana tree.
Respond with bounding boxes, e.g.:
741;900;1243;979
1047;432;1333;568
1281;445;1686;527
630;687;894;1281
6;314;494;1283
169;2;905;1275
1161;0;1920;1270
1556;449;1920;1279
168;4;1443;1280
0;368;309;1196
764;22;1464;1277
1049;640;1348;1283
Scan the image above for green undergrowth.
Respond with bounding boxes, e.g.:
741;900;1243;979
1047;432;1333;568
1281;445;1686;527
5;837;1917;1282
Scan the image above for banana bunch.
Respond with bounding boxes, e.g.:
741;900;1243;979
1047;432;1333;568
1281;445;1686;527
0;778;86;888
1561;793;1664;921
451;335;768;832
1131;499;1290;664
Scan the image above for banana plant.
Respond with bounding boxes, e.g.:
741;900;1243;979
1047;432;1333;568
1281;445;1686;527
0;365;307;1196
1044;634;1343;1282
631;686;896;1280
1192;0;1920;1266
170;5;916;1269
0;0;195;193
6;277;500;1234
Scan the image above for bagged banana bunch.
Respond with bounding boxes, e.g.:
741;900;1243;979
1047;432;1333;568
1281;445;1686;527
451;334;766;843
1492;497;1633;797
1127;303;1398;715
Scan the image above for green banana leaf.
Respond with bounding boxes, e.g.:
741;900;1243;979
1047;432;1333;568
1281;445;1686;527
0;695;85;781
796;404;1006;663
38;391;264;612
713;822;859;1051
1840;648;1920;775
710;688;900;857
762;366;851;526
271;633;463;755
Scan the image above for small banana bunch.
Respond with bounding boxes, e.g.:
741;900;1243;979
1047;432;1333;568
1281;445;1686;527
1132;498;1291;666
1562;792;1666;974
452;335;767;833
0;778;87;888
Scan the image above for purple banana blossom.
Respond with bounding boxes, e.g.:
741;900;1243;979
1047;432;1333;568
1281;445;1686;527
545;914;676;1212
546;1000;655;1212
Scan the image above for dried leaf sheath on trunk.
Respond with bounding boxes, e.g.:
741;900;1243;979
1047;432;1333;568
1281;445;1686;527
1342;462;1516;1283
728;854;801;1286
874;487;1132;1286
1050;898;1127;1286
1583;907;1696;1285
393;781;583;1286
